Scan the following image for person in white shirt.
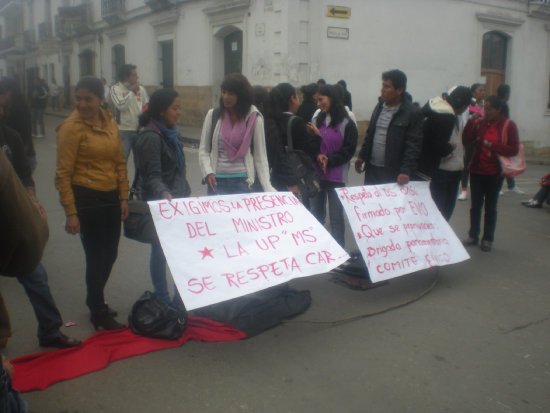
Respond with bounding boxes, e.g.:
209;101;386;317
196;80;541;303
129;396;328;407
110;64;149;161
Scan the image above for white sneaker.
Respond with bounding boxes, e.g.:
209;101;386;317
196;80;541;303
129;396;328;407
499;190;504;196
35;134;44;139
458;190;468;201
510;186;525;195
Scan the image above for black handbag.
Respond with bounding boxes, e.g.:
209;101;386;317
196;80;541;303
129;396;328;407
123;177;157;243
128;291;187;340
279;116;321;199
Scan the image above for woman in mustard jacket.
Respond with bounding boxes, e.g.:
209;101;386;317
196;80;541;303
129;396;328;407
55;76;129;330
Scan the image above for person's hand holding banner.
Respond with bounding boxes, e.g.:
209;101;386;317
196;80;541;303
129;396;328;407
149;192;349;310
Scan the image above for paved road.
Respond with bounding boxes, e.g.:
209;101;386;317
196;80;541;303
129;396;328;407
1;114;549;412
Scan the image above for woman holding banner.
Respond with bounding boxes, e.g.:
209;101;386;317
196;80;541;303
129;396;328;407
199;73;275;195
307;84;358;247
135;89;191;303
55;76;128;330
462;95;519;252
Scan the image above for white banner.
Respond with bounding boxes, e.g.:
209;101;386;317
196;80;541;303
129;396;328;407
149;192;349;310
336;182;469;283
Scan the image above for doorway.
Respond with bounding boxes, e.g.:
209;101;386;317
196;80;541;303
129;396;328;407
223;30;242;75
159;40;174;89
481;31;508;96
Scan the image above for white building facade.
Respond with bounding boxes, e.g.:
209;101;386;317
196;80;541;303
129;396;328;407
0;0;549;153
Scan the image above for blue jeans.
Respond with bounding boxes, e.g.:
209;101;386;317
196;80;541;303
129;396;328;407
16;264;63;341
31;108;45;136
120;130;138;161
310;181;346;247
207;177;253;195
150;241;170;303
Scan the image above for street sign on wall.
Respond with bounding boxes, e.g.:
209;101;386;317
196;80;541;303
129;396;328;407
327;6;351;18
327;26;349;39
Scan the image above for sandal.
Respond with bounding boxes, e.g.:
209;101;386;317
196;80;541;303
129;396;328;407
480;241;492;252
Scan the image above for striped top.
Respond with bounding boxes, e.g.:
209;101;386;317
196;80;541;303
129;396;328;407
370;103;400;167
216;133;247;175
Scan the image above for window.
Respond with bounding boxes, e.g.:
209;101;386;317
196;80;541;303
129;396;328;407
111;44;125;82
482;31;507;70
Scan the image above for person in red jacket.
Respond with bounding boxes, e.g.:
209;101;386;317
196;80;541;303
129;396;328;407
462;95;519;251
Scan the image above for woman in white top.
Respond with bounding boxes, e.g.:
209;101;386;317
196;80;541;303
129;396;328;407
199;73;275;195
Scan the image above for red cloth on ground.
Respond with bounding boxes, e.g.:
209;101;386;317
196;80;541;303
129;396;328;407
10;317;246;392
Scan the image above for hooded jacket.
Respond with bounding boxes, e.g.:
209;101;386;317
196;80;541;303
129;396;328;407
416;96;457;179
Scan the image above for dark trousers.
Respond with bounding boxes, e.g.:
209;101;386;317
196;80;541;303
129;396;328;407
430;169;462;221
207;177;253;195
310;181;346;247
534;186;550;203
468;174;504;242
74;186;121;314
17;264;62;340
364;164;395;185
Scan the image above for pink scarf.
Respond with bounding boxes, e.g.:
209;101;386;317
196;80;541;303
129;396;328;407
220;110;258;161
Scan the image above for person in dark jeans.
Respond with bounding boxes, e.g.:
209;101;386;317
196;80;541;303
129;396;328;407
55;76;129;330
308;84;358;247
462;96;519;252
0;88;80;349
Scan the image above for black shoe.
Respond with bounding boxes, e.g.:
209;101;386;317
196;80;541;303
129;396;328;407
462;238;478;247
90;312;124;331
106;305;118;317
39;333;81;349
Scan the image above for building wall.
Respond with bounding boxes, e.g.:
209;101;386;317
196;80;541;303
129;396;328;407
1;0;549;152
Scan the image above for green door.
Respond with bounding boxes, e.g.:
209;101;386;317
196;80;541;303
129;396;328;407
224;31;242;75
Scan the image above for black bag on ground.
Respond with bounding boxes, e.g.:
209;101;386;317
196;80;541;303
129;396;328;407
191;284;311;338
276;116;320;199
129;291;188;340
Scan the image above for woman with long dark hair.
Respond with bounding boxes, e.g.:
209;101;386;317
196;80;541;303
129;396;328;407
134;89;190;302
55;76;128;330
307;85;358;247
267;82;321;200
462;95;519;252
199;73;275;195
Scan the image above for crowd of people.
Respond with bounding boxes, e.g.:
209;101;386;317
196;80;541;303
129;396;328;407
0;63;532;408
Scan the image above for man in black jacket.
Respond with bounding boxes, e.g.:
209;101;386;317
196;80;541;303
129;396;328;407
355;69;423;185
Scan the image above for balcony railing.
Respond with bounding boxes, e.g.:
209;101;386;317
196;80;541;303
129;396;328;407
529;0;550;18
0;35;15;51
38;21;52;40
55;3;92;38
102;0;125;24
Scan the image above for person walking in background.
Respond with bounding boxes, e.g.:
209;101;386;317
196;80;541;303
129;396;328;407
110;64;149;162
497;84;524;195
458;82;486;201
0;78;36;171
56;76;128;330
296;83;319;122
418;86;472;221
199;73;275;195
337;80;352;110
307;84;358;247
134;89;191;304
462;95;519;252
50;79;60;111
102;78;110;110
30;78;48;139
355;69;423;186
